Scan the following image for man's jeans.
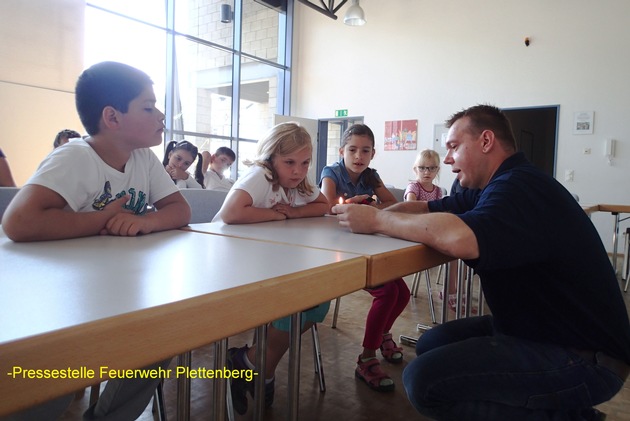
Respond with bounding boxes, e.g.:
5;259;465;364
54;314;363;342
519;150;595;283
402;315;624;420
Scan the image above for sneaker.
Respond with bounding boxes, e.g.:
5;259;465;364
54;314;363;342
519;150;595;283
226;346;275;414
227;346;250;415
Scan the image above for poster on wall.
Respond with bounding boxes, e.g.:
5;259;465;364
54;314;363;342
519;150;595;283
573;111;594;135
384;119;418;151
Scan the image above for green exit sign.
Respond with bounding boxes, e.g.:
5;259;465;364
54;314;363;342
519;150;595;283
335;109;348;117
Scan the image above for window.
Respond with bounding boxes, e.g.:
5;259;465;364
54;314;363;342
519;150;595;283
85;0;292;181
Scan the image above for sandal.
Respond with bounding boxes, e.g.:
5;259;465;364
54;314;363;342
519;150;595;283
355;356;395;392
380;333;403;363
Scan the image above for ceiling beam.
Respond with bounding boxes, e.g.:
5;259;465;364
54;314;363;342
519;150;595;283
296;0;348;20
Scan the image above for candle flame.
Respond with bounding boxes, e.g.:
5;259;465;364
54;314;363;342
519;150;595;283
338;197;343;205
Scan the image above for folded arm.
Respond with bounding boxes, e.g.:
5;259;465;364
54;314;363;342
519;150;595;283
3;185;190;241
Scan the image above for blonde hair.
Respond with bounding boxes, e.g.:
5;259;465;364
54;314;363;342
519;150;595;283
414;149;441;178
252;122;315;194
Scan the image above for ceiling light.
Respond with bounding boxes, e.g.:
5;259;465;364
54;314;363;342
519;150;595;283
344;0;366;26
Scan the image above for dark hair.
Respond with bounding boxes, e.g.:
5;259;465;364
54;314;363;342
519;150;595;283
215;146;236;162
53;129;81;148
340;123;382;190
75;61;153;136
445;104;517;152
341;123;375;148
163;140;205;188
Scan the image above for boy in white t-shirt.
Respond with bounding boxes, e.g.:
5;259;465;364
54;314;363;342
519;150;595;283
201;146;236;191
3;61;190;420
4;62;190;241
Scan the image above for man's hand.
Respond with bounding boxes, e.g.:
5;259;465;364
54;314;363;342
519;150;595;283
331;203;380;234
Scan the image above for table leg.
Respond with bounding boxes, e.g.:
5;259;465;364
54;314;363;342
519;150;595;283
440;262;450;324
177;351;191;421
287;312;302;421
212;339;228;421
612;212;620;274
455;260;466;320
253;324;267;421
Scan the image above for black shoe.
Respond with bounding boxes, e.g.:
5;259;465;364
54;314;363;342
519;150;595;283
580;408;607;421
227;346;250;415
226;346;275;413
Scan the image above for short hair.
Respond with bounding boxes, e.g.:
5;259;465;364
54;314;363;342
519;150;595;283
445;104;517;152
53;129;81;148
253;122;315;194
215;146;236;162
75;61;153;136
341;124;375;148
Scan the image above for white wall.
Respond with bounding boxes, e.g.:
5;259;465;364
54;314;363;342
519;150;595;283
292;0;630;252
1;0;628;253
0;0;84;185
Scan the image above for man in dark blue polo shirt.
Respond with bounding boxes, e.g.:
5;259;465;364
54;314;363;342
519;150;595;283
333;104;630;420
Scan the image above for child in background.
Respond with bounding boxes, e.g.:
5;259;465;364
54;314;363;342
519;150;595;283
404;149;443;201
53;129;82;148
213;122;328;414
3;61;190;420
202;146;236;191
320;123;407;393
163;140;205;188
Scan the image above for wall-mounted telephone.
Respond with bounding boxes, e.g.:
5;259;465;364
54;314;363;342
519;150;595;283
605;138;616;165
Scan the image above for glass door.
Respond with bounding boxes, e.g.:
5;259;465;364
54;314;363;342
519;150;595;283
316;117;363;182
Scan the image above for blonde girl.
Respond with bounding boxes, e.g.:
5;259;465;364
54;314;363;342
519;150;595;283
214;122;329;414
404;149;443;201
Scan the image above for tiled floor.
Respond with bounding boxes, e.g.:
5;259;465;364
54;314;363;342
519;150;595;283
59;270;630;420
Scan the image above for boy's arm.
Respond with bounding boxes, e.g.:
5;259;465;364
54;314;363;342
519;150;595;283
103;191;191;236
273;192;329;219
2;185;129;241
201;151;211;174
217;189;286;224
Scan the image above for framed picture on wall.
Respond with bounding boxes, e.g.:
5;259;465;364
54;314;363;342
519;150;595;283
384;119;418;151
573;111;594;135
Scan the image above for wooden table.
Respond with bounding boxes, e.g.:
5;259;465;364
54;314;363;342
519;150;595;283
0;229;366;417
187;215;452;287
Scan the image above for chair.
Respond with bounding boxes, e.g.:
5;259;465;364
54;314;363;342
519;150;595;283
179;188;228;223
0;186;19;222
389;187;405;202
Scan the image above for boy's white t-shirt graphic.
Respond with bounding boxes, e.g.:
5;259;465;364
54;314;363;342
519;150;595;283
27;139;178;213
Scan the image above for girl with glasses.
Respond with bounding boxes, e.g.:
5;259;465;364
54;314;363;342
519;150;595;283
404;149;443;201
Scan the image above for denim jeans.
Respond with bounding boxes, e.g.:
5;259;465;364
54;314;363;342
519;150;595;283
402;315;624;420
